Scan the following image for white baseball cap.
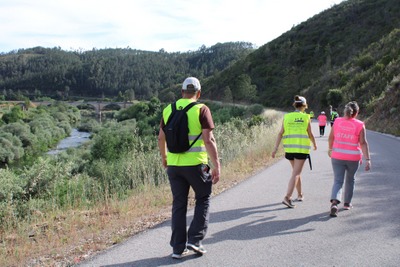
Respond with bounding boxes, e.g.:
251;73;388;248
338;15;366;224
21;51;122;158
295;96;307;105
182;77;201;92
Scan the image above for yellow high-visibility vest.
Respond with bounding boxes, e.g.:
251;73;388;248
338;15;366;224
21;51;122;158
282;112;311;154
163;98;208;166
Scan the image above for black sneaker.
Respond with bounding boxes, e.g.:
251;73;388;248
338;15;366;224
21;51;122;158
187;243;207;255
330;204;338;217
282;196;296;208
172;248;189;259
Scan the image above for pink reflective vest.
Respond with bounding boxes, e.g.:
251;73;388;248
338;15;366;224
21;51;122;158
331;117;364;161
317;114;327;126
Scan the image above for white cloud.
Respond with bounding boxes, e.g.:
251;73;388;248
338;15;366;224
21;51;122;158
0;0;344;53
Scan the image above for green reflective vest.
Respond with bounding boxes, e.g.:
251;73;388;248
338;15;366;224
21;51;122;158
283;112;311;154
331;111;338;121
163;98;208;166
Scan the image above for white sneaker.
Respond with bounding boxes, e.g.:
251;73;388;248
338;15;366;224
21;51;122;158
172;248;189;259
187;243;207;255
282;197;296;208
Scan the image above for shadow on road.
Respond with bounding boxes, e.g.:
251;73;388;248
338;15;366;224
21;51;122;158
102;253;203;267
206;205;331;244
100;205;331;267
352;134;400;238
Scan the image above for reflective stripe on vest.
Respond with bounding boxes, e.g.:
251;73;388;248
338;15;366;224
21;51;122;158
331;117;364;161
189;135;203;141
283;144;311;150
283;134;309;139
334;140;358;147
332;147;362;155
163;99;208;166
187;146;207;152
282;112;311;154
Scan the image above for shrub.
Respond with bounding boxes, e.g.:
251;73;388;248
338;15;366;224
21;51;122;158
0;133;24;163
76;103;96;110
247;104;264;116
1;106;25;123
57;121;72;135
116;102;150;122
248;115;265;126
0;169;27;228
103;103;121;111
78;118;101;133
90;120;139;161
356;54;374;70
0;169;25;202
1;122;36;148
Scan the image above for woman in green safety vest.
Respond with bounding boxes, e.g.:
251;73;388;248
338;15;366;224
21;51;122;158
272;95;317;208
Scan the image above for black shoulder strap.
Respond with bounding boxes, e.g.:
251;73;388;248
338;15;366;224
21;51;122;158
165;102;177;125
185;102;202;150
183;101;199;112
165;101;200;126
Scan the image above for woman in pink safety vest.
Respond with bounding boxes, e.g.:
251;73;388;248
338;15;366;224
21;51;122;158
317;111;328;137
328;101;371;217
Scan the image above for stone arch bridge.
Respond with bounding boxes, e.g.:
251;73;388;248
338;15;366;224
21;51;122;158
13;101;134;114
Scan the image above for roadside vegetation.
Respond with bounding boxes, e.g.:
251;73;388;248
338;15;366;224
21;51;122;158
2;0;399;265
0;101;80;167
0;99;283;266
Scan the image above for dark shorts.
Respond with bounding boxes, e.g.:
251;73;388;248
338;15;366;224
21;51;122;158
285;153;309;160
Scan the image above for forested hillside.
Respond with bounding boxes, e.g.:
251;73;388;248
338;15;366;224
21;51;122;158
1;0;399;135
0;42;254;102
203;0;400;131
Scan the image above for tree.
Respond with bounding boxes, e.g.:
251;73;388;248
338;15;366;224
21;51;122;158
222;86;233;102
116;91;124;102
326;89;343;108
232;74;257;102
124;89;135;102
2;106;25;124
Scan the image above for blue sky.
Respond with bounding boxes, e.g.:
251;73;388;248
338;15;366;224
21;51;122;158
0;0;345;53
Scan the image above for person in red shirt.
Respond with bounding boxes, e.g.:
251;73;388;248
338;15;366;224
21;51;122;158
317;111;328;137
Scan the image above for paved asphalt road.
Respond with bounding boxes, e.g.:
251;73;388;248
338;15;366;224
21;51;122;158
79;121;400;267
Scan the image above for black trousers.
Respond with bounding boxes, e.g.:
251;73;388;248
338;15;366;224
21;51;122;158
167;164;212;254
319;125;326;136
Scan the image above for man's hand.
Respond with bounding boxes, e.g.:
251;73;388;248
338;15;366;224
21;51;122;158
211;168;220;184
161;157;167;169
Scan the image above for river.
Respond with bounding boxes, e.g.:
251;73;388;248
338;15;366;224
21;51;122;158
47;128;91;155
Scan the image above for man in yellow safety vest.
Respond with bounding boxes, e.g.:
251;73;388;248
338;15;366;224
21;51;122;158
158;77;221;259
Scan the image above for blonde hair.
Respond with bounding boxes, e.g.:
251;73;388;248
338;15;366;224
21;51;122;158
344;101;359;118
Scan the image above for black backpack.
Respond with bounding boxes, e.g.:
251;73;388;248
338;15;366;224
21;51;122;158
163;101;202;153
